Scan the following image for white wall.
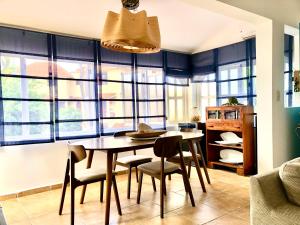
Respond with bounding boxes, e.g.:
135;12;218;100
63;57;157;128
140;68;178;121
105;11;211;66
0;141;154;196
217;0;300;28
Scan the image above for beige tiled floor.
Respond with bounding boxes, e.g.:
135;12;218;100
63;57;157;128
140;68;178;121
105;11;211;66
1;168;250;225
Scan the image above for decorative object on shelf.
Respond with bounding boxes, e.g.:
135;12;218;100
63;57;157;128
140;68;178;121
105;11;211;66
126;123;166;139
220;132;243;143
219;149;243;164
206;106;254;175
222;97;244;106
101;0;161;53
294;71;300;92
191;106;201;122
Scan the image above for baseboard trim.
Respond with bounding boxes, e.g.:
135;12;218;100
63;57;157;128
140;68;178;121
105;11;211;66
0;170;129;201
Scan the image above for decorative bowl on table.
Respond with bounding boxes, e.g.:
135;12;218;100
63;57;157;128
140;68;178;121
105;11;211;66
126;123;167;139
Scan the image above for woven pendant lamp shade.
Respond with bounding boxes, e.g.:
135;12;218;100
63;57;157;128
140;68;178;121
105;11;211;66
101;8;161;53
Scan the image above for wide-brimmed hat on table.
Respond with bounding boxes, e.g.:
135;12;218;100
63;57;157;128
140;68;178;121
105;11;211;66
126;123;167;138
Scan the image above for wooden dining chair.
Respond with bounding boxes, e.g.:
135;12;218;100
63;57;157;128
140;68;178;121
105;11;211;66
113;130;156;199
136;135;195;218
167;140;210;184
59;144;122;225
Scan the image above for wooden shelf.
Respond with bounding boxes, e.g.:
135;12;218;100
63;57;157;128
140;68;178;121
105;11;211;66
206;105;255;176
209;161;243;169
208;143;243;150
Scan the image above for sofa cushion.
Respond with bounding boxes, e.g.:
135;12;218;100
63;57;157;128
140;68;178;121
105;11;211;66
279;157;300;206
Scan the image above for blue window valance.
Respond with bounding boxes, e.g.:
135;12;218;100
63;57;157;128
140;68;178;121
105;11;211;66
136;51;163;68
165;51;191;78
191;49;216;76
0;27;48;56
54;35;95;61
100;47;132;65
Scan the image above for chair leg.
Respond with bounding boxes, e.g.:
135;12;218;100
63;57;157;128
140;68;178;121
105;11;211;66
70;184;75;225
168;174;171;180
187;161;192;178
100;180;104;203
160;176;165;218
151;177;156;192
137;172;143;204
163;176;167;196
112;176;122;216
135;166;139;183
127;167;132;199
80;185;87;204
181;170;195;207
58;176;69;215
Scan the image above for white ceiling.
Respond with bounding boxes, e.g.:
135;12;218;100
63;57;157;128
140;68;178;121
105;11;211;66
0;0;255;53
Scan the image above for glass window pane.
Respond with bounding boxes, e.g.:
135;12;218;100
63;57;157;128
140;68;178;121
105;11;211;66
25;57;49;77
59;121;97;137
56;60;94;80
101;81;133;100
231;81;239;95
1;54;49;77
253;77;256;95
168;99;175;121
1;54;21;75
176;86;183;97
177;99;184;121
139;102;164;117
4;124;51;142
209;82;216;96
57;80;95;99
220;70;228;80
230;68;238;79
139;117;164;129
284;54;290;72
201;83;208;96
284;73;289;93
102;119;134;133
101;64;132;82
220;82;229;96
102;101;133;118
137;67;163;83
58;101;96;120
138;84;163;100
3;100;50;122
2;77;50;99
168;86;175;97
252;60;256;76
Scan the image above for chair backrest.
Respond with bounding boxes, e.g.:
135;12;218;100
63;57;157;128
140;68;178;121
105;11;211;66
68;144;87;163
153;135;182;158
114;130;135;137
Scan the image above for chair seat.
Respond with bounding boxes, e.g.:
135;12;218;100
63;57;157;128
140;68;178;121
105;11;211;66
138;161;180;175
117;155;152;165
76;168;116;183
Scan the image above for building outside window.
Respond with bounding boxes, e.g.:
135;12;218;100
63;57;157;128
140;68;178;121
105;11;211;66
166;83;189;124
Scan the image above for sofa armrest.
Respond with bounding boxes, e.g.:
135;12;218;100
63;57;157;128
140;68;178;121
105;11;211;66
250;169;288;209
250;169;300;225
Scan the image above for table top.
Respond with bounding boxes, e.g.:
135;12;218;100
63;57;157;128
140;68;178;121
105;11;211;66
73;131;204;153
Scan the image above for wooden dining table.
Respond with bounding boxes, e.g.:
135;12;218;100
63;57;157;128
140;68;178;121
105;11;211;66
73;131;207;225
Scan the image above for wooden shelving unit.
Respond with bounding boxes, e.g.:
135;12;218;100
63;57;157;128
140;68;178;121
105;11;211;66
206;106;255;176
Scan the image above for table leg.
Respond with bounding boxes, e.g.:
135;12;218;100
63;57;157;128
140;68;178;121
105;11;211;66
196;141;211;184
188;140;206;192
105;152;113;225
